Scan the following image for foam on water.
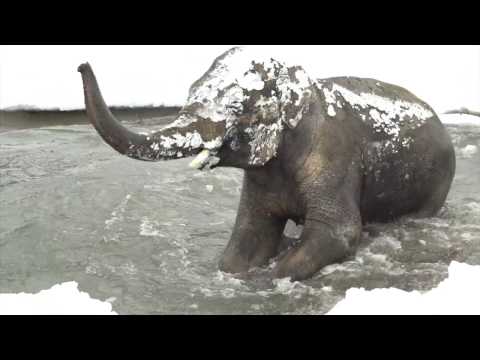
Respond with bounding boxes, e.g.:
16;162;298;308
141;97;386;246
458;144;478;158
139;217;165;237
214;271;246;287
103;194;131;242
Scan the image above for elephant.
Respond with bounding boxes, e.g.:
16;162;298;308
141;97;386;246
78;47;455;281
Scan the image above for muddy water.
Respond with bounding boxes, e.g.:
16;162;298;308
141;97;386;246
0;118;479;314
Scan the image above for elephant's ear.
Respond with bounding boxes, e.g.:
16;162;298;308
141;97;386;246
246;121;284;166
246;65;313;166
278;65;314;128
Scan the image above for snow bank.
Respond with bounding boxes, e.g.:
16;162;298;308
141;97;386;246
328;262;480;315
0;282;117;315
3;262;480;314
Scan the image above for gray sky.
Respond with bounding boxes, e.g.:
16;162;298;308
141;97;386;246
1;45;479;112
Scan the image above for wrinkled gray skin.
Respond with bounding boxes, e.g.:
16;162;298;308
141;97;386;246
78;47;455;281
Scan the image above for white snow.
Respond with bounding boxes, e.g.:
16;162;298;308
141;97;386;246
327;104;336;117
185;47;312;128
159;131;203;149
236;70;265;91
320;82;434;142
0;282;117;315
327;261;480;315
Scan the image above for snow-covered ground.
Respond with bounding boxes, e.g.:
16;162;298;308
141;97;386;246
0;282;117;315
328;262;480;315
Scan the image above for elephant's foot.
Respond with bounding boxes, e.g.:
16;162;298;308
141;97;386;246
218;250;249;274
219;196;287;274
273;243;351;281
218;240;279;274
273;221;359;281
274;246;315;281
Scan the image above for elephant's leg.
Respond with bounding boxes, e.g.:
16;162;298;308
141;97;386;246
219;208;286;273
219;179;287;274
219;173;287;273
273;219;360;281
411;176;454;219
274;191;362;281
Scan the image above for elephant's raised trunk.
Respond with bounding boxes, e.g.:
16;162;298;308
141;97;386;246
78;62;150;158
78;62;225;163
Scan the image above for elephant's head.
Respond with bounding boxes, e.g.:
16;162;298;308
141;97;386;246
78;47;314;170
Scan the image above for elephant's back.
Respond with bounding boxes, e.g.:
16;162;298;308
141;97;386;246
315;76;455;223
315;75;444;149
318;76;427;105
315;76;438;124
